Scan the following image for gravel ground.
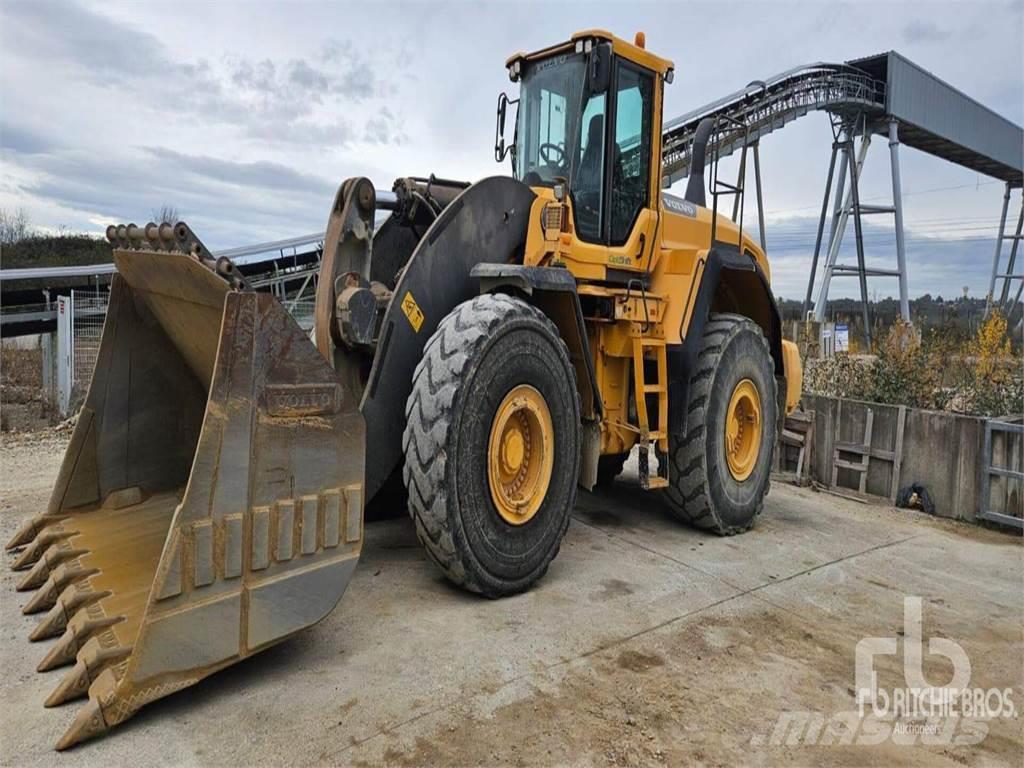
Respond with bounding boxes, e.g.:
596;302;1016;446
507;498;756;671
1;436;1021;767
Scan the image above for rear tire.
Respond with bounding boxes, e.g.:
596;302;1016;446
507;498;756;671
403;294;580;597
662;313;777;534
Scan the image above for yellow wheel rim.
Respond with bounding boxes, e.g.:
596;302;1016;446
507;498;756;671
725;378;762;482
487;385;554;525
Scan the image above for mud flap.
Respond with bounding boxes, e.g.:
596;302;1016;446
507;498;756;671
7;244;364;749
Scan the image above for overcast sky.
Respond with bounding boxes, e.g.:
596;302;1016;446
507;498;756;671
1;0;1021;302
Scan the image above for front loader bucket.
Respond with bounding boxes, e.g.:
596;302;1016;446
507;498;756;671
6;227;365;749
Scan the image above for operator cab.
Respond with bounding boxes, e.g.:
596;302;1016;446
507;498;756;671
497;31;673;248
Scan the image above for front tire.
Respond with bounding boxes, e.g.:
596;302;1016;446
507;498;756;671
662;313;777;534
403;294;580;597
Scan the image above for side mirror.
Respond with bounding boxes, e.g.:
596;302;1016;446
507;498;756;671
495;92;517;163
588;42;612;94
494;93;507;161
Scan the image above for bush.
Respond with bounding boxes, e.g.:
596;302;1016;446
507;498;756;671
802;314;1023;417
803;354;872;401
958;312;1023;417
869;320;948;411
1;233;112;270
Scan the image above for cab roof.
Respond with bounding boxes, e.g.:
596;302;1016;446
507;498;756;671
505;29;674;78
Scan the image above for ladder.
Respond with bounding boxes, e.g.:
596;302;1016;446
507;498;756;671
631;335;669;490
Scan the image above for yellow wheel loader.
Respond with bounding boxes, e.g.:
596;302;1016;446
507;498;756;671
7;30;801;749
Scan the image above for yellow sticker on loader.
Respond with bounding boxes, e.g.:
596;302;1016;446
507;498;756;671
401;291;425;332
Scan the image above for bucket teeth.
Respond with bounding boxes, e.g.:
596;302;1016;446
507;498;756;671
38;614;122;672
30;603;70;642
16;557;52;591
45;640;131;707
22;563;98;615
30;586;110;642
22;577;61;615
56;696;108;751
16;544;87;592
10;529;74;571
5;514;70;551
38;632;82;672
46;659;92;707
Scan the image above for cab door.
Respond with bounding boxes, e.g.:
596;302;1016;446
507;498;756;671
604;59;658;276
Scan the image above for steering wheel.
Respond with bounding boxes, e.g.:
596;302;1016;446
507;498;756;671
539;142;566;166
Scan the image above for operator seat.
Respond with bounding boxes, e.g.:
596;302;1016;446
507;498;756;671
577;115;604;194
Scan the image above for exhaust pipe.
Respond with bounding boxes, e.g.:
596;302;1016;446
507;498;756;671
684;117;715;208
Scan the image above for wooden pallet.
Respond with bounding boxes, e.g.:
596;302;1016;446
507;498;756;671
829;401;906;503
774;410;815;485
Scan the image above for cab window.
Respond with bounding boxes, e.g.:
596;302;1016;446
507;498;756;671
610;63;654;245
571;93;607;242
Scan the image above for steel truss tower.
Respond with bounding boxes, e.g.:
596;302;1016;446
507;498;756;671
803;114;911;348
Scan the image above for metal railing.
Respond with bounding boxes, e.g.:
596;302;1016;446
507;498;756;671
0;301;60;325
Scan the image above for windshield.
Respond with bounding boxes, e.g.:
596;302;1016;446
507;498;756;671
514;52;607;241
514;53;585;183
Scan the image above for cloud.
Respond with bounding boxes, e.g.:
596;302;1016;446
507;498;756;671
222;50;386;118
245;120;356;149
0;122;50;155
139;147;336;195
363;107;407;146
288;59;331;94
1;0;392;151
4;139;339;247
902;20;951;44
1;0;173;80
322;40;387;100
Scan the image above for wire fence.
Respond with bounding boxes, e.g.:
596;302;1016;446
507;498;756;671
287;297;317;332
71;293;106;392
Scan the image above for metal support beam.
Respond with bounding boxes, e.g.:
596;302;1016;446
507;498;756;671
827;145;849;258
888;121;911;322
846;138;873;347
988;182;1012;309
802;142;839;317
999;198;1024;310
832;266;902;277
752;142;767;253
813;132;871;322
287;269;317;313
732;145;748;223
1011;278;1024;330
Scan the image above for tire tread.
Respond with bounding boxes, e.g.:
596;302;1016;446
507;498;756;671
402;294;578;596
661;313;777;535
